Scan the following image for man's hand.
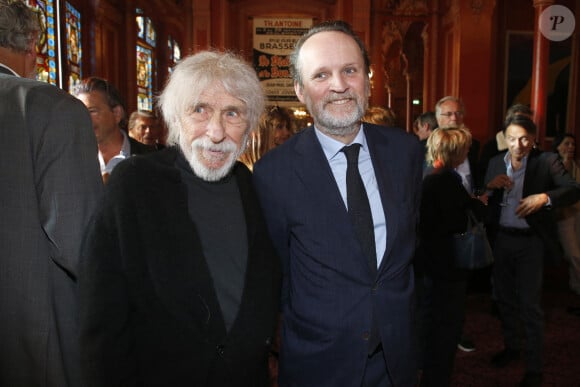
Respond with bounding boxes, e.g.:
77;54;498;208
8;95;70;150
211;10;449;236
487;174;513;190
515;193;549;217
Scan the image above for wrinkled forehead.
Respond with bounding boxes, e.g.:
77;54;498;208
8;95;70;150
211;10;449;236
136;117;158;126
299;31;364;72
195;84;247;110
439;100;461;112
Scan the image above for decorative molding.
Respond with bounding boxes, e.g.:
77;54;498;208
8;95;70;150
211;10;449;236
471;0;483;15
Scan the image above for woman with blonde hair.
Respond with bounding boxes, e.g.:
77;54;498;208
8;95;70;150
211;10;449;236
417;127;487;386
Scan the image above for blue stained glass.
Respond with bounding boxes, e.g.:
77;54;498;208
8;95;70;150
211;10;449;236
136;44;153;111
27;0;57;85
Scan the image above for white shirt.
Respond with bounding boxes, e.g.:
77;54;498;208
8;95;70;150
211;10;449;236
99;130;132;175
0;63;20;76
455;158;472;193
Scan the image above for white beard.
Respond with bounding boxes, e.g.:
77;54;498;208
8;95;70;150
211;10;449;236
180;135;245;182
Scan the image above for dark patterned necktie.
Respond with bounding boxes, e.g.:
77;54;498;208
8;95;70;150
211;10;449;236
341;144;377;275
342;144;381;354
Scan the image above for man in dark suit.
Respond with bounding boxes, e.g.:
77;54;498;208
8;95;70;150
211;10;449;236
0;1;103;386
435;96;481;193
72;77;154;183
484;115;580;387
78;51;281;386
128;109;166;149
253;21;422;387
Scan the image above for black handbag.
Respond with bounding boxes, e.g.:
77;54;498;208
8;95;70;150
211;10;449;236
453;209;494;269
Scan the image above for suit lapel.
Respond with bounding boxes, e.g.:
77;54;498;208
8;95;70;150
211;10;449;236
293;128;349;215
365;126;399;274
227;164;279;339
522;149;540;197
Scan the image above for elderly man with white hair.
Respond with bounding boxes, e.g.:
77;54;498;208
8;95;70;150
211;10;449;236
78;51;281;387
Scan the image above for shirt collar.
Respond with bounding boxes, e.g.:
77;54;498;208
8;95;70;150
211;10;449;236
0;63;20;76
120;130;131;156
503;151;528;173
314;123;367;161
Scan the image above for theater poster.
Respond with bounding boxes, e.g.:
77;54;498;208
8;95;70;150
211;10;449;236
253;17;312;105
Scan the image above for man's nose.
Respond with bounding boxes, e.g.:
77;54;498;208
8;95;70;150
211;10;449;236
206;115;226;143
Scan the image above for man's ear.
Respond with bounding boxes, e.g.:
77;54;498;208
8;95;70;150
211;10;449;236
112;105;124;125
294;81;305;104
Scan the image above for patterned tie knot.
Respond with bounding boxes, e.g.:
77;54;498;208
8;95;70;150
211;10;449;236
341;143;361;165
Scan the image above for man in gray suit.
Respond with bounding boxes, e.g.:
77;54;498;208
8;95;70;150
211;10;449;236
0;1;103;386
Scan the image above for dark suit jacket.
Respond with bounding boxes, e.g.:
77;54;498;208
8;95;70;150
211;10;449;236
79;148;281;387
253;123;423;387
484;148;580;262
0;73;103;386
468;138;482;190
418;168;486;281
128;135;156;155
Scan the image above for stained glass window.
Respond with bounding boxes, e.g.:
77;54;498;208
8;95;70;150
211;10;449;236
136;8;156;112
26;0;57;85
136;8;156;47
145;18;156;47
136;45;153;111
136;13;145;40
65;2;82;93
167;35;181;73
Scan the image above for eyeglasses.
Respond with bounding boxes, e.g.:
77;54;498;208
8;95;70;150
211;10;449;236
439;111;464;118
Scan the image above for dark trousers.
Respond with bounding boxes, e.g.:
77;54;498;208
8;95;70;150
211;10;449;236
493;230;544;373
419;277;467;387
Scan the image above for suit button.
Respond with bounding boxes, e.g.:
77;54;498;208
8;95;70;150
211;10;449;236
362;331;370;340
216;344;225;357
265;336;272;346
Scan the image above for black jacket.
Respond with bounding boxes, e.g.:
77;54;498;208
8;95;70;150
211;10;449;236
484;148;580;262
418;167;486;280
79;147;281;387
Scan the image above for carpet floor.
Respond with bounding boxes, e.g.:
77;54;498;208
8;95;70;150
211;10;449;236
452;263;580;387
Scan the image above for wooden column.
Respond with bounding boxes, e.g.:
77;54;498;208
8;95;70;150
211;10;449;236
403;53;412;133
530;0;554;147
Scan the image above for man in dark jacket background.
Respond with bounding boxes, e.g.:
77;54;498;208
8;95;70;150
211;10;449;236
485;115;580;387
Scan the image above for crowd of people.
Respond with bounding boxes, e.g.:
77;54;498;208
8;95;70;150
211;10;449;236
2;1;580;387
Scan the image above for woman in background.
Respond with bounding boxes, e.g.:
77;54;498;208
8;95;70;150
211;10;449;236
362;105;397;126
553;133;580;299
418;127;487;386
240;106;294;169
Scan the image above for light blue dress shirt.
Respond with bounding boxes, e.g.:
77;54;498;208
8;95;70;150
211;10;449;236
499;152;530;229
314;126;387;267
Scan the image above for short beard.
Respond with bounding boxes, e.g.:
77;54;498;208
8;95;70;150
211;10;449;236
180;134;247;182
304;92;367;138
